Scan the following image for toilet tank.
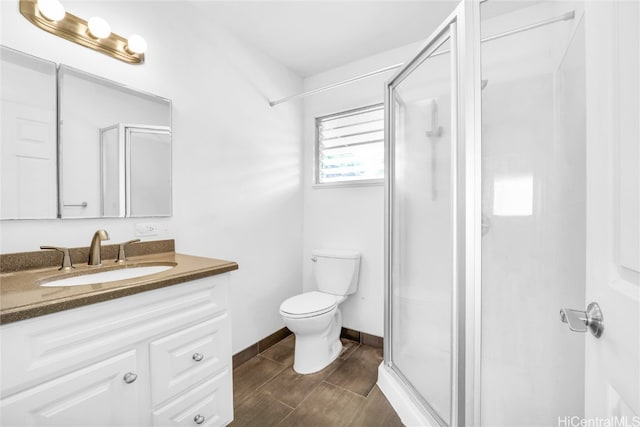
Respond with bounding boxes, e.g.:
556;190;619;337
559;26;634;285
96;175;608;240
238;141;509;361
312;249;361;296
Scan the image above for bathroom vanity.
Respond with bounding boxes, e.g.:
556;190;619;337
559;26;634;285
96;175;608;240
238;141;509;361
0;240;237;426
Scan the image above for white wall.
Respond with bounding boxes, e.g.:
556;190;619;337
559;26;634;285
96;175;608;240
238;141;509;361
301;42;422;337
0;0;303;354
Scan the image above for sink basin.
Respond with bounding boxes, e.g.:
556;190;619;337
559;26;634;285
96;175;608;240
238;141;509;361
40;265;175;287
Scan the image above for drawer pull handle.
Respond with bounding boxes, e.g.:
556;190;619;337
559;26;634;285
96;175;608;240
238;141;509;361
192;353;204;362
123;372;138;384
194;414;205;424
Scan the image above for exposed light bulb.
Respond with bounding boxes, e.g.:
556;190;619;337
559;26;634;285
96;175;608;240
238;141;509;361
37;0;65;22
126;34;147;54
87;17;111;39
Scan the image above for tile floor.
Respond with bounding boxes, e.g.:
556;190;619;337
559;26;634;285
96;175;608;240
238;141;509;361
230;335;404;426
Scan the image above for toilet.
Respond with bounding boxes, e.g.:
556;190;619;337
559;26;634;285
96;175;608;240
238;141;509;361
280;249;361;374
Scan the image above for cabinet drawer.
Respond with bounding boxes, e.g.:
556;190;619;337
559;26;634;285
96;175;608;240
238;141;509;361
152;369;232;427
150;313;231;406
1;350;140;427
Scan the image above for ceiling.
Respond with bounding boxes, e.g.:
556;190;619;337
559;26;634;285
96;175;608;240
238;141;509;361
191;1;459;77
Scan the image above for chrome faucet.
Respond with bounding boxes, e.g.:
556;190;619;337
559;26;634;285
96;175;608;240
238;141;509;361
88;229;110;266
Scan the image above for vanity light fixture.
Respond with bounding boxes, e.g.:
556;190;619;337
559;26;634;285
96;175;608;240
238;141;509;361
87;17;111;40
19;0;145;64
126;34;147;55
36;0;65;22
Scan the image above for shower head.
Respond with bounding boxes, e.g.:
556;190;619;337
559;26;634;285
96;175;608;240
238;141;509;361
481;79;489;90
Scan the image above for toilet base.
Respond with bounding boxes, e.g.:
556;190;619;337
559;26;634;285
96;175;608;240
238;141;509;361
290;309;343;374
293;335;342;374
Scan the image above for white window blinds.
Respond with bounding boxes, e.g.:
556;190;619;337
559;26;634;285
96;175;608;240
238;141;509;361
315;104;384;184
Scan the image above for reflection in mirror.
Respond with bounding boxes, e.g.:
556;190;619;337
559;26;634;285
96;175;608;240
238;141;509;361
0;46;57;220
127;126;171;217
98;124;171;217
100;124;122;217
59;65;171;218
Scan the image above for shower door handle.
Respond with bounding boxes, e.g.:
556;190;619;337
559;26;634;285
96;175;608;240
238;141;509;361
560;302;604;338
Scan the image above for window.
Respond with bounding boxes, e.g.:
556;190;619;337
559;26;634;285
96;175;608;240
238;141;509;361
315;104;384;185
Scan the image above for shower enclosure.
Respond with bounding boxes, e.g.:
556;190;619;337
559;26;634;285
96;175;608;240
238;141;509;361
381;1;639;426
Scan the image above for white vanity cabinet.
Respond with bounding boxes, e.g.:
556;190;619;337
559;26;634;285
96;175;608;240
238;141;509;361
0;274;233;427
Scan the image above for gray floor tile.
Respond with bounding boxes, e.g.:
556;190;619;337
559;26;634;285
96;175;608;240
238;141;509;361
229;391;293;427
339;338;360;360
348;385;404;427
232;340;402;427
233;355;286;404
258;358;344;408
278;382;366;427
260;334;295;366
325;344;383;397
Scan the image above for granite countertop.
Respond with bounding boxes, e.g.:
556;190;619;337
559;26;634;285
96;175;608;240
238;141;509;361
0;241;238;324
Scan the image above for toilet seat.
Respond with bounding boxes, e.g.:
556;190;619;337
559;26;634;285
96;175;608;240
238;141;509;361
280;291;338;319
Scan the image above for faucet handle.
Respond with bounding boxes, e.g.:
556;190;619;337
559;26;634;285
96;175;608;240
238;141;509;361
40;246;74;271
116;239;141;263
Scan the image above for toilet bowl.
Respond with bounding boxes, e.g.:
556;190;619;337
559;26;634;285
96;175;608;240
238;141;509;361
280;249;360;374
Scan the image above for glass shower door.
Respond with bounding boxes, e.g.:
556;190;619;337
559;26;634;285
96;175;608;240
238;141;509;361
386;19;459;426
478;3;587;425
385;3;637;426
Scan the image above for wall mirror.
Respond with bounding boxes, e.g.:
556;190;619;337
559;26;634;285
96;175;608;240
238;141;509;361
59;65;172;218
0;46;58;220
0;45;172;220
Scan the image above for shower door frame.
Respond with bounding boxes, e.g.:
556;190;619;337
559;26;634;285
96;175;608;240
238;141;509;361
383;1;483;426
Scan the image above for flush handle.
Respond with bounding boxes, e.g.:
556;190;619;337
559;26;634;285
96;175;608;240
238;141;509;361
311;256;317;262
560;302;604;338
192;353;204;362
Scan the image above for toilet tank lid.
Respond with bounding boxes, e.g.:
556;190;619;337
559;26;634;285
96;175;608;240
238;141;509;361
312;249;360;259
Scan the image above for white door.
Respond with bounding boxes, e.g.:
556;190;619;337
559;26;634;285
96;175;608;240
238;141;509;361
0;46;57;220
0;102;57;219
584;1;640;420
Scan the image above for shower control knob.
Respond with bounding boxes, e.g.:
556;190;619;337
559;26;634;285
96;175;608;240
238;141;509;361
194;414;205;424
192;353;204;362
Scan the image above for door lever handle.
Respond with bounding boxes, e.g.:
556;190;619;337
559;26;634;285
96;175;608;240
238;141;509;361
560;308;588;332
560;302;604;338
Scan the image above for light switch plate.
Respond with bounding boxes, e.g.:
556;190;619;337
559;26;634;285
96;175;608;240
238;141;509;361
135;222;161;237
